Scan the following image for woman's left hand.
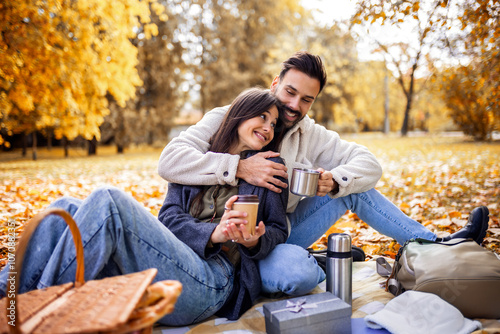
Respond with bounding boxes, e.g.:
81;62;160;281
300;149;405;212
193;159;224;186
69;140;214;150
230;221;265;248
218;196;266;248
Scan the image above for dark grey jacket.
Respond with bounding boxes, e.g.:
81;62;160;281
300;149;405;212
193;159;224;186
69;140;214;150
158;156;288;320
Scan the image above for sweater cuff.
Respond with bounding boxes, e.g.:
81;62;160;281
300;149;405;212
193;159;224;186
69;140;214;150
215;154;240;186
331;168;356;198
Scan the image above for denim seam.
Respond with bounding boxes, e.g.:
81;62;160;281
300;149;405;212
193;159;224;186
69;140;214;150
357;192;419;240
292;196;334;229
37;214;112;289
26;261;49;291
110;186;231;291
124;227;234;323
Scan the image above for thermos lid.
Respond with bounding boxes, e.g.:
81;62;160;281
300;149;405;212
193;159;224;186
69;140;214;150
327;233;352;253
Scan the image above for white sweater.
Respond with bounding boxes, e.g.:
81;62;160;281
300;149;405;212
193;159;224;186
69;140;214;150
158;106;382;213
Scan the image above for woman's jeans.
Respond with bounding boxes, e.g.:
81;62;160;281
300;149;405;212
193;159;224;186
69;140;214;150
0;186;323;326
286;188;436;248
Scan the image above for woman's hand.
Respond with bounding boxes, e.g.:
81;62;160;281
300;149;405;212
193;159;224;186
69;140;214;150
210;195;265;248
238;221;266;248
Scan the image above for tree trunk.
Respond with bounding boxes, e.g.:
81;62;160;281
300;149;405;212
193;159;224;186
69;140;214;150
384;73;390;134
88;137;97;156
117;144;124;154
147;131;153;146
400;63;417;136
63;137;69;157
400;100;412;136
22;134;27;157
47;132;52;150
32;132;37;161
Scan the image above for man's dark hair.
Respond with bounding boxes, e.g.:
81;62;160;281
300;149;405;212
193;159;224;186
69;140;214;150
279;51;327;94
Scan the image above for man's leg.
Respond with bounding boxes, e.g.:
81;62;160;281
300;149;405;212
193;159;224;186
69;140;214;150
0;186;234;326
258;244;325;296
286;188;436;248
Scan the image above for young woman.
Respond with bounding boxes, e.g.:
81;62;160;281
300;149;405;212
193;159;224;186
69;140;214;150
0;88;325;326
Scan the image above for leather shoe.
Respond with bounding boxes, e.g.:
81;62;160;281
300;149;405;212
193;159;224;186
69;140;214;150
308;245;366;272
446;206;489;244
352;245;366;262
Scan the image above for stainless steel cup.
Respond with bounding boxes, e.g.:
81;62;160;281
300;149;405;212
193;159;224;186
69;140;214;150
290;168;320;197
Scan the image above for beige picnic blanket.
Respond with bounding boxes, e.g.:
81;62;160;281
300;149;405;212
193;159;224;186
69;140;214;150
153;259;500;334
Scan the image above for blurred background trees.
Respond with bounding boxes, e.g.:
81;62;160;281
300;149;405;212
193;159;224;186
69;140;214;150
351;0;499;138
0;0;165;158
1;0;498;159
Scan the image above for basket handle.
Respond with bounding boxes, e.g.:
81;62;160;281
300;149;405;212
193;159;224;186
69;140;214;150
7;208;85;334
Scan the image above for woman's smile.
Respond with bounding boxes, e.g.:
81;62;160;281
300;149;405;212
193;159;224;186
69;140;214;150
232;105;279;154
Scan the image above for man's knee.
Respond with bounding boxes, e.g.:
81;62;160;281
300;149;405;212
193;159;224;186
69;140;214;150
261;244;325;296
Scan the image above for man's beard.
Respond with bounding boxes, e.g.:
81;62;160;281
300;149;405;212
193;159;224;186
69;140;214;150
281;105;304;129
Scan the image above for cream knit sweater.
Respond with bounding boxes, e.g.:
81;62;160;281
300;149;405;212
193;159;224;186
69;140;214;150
158;106;382;213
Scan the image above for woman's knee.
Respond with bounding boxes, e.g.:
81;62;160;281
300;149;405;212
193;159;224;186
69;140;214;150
85;186;134;212
49;196;82;214
88;185;122;201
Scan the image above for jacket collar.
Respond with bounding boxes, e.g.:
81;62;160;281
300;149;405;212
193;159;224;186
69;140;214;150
285;114;312;136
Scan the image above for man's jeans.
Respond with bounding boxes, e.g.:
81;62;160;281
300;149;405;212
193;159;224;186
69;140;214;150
0;186;323;326
286;188;436;248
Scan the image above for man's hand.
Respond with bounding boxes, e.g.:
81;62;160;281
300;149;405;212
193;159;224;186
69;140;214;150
236;151;288;193
316;168;339;196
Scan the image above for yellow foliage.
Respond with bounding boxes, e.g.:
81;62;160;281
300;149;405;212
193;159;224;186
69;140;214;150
144;23;159;39
0;0;163;143
448;211;462;219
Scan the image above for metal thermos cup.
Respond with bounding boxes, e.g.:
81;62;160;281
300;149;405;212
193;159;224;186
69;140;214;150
290;168;320;197
326;233;352;305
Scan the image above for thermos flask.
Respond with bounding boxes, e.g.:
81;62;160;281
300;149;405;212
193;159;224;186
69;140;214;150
326;233;352;305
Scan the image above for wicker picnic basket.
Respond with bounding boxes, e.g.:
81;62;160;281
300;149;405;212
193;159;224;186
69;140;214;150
0;208;183;334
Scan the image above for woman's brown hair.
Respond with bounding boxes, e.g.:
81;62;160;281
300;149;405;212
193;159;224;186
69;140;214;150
191;87;284;218
209;87;284;153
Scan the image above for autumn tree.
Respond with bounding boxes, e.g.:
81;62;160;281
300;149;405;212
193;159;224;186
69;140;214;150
352;0;499;140
438;62;498;140
0;0;164;156
302;24;359;129
437;0;499;140
351;0;452;136
101;1;188;153
347;61;397;132
187;0;305;113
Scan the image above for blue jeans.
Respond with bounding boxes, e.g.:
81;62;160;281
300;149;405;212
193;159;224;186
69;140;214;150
286;188;436;248
259;244;325;295
0;186;323;325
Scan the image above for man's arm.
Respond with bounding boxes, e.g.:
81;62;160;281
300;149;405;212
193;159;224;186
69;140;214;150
158;106;239;186
318;133;382;198
292;117;383;198
236;152;288;193
158;106;288;190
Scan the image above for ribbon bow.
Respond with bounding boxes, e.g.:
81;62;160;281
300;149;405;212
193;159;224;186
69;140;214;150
285;298;318;313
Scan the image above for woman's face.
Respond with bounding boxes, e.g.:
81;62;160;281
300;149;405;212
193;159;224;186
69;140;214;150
232;105;279;154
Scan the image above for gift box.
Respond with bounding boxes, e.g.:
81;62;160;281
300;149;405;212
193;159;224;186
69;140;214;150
263;292;352;334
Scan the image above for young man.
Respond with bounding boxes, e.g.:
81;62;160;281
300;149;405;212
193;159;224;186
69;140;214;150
158;51;489;251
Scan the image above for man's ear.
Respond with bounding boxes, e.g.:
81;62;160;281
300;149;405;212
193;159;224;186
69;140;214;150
270;75;280;92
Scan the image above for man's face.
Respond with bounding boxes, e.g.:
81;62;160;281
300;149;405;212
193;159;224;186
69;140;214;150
270;68;321;129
